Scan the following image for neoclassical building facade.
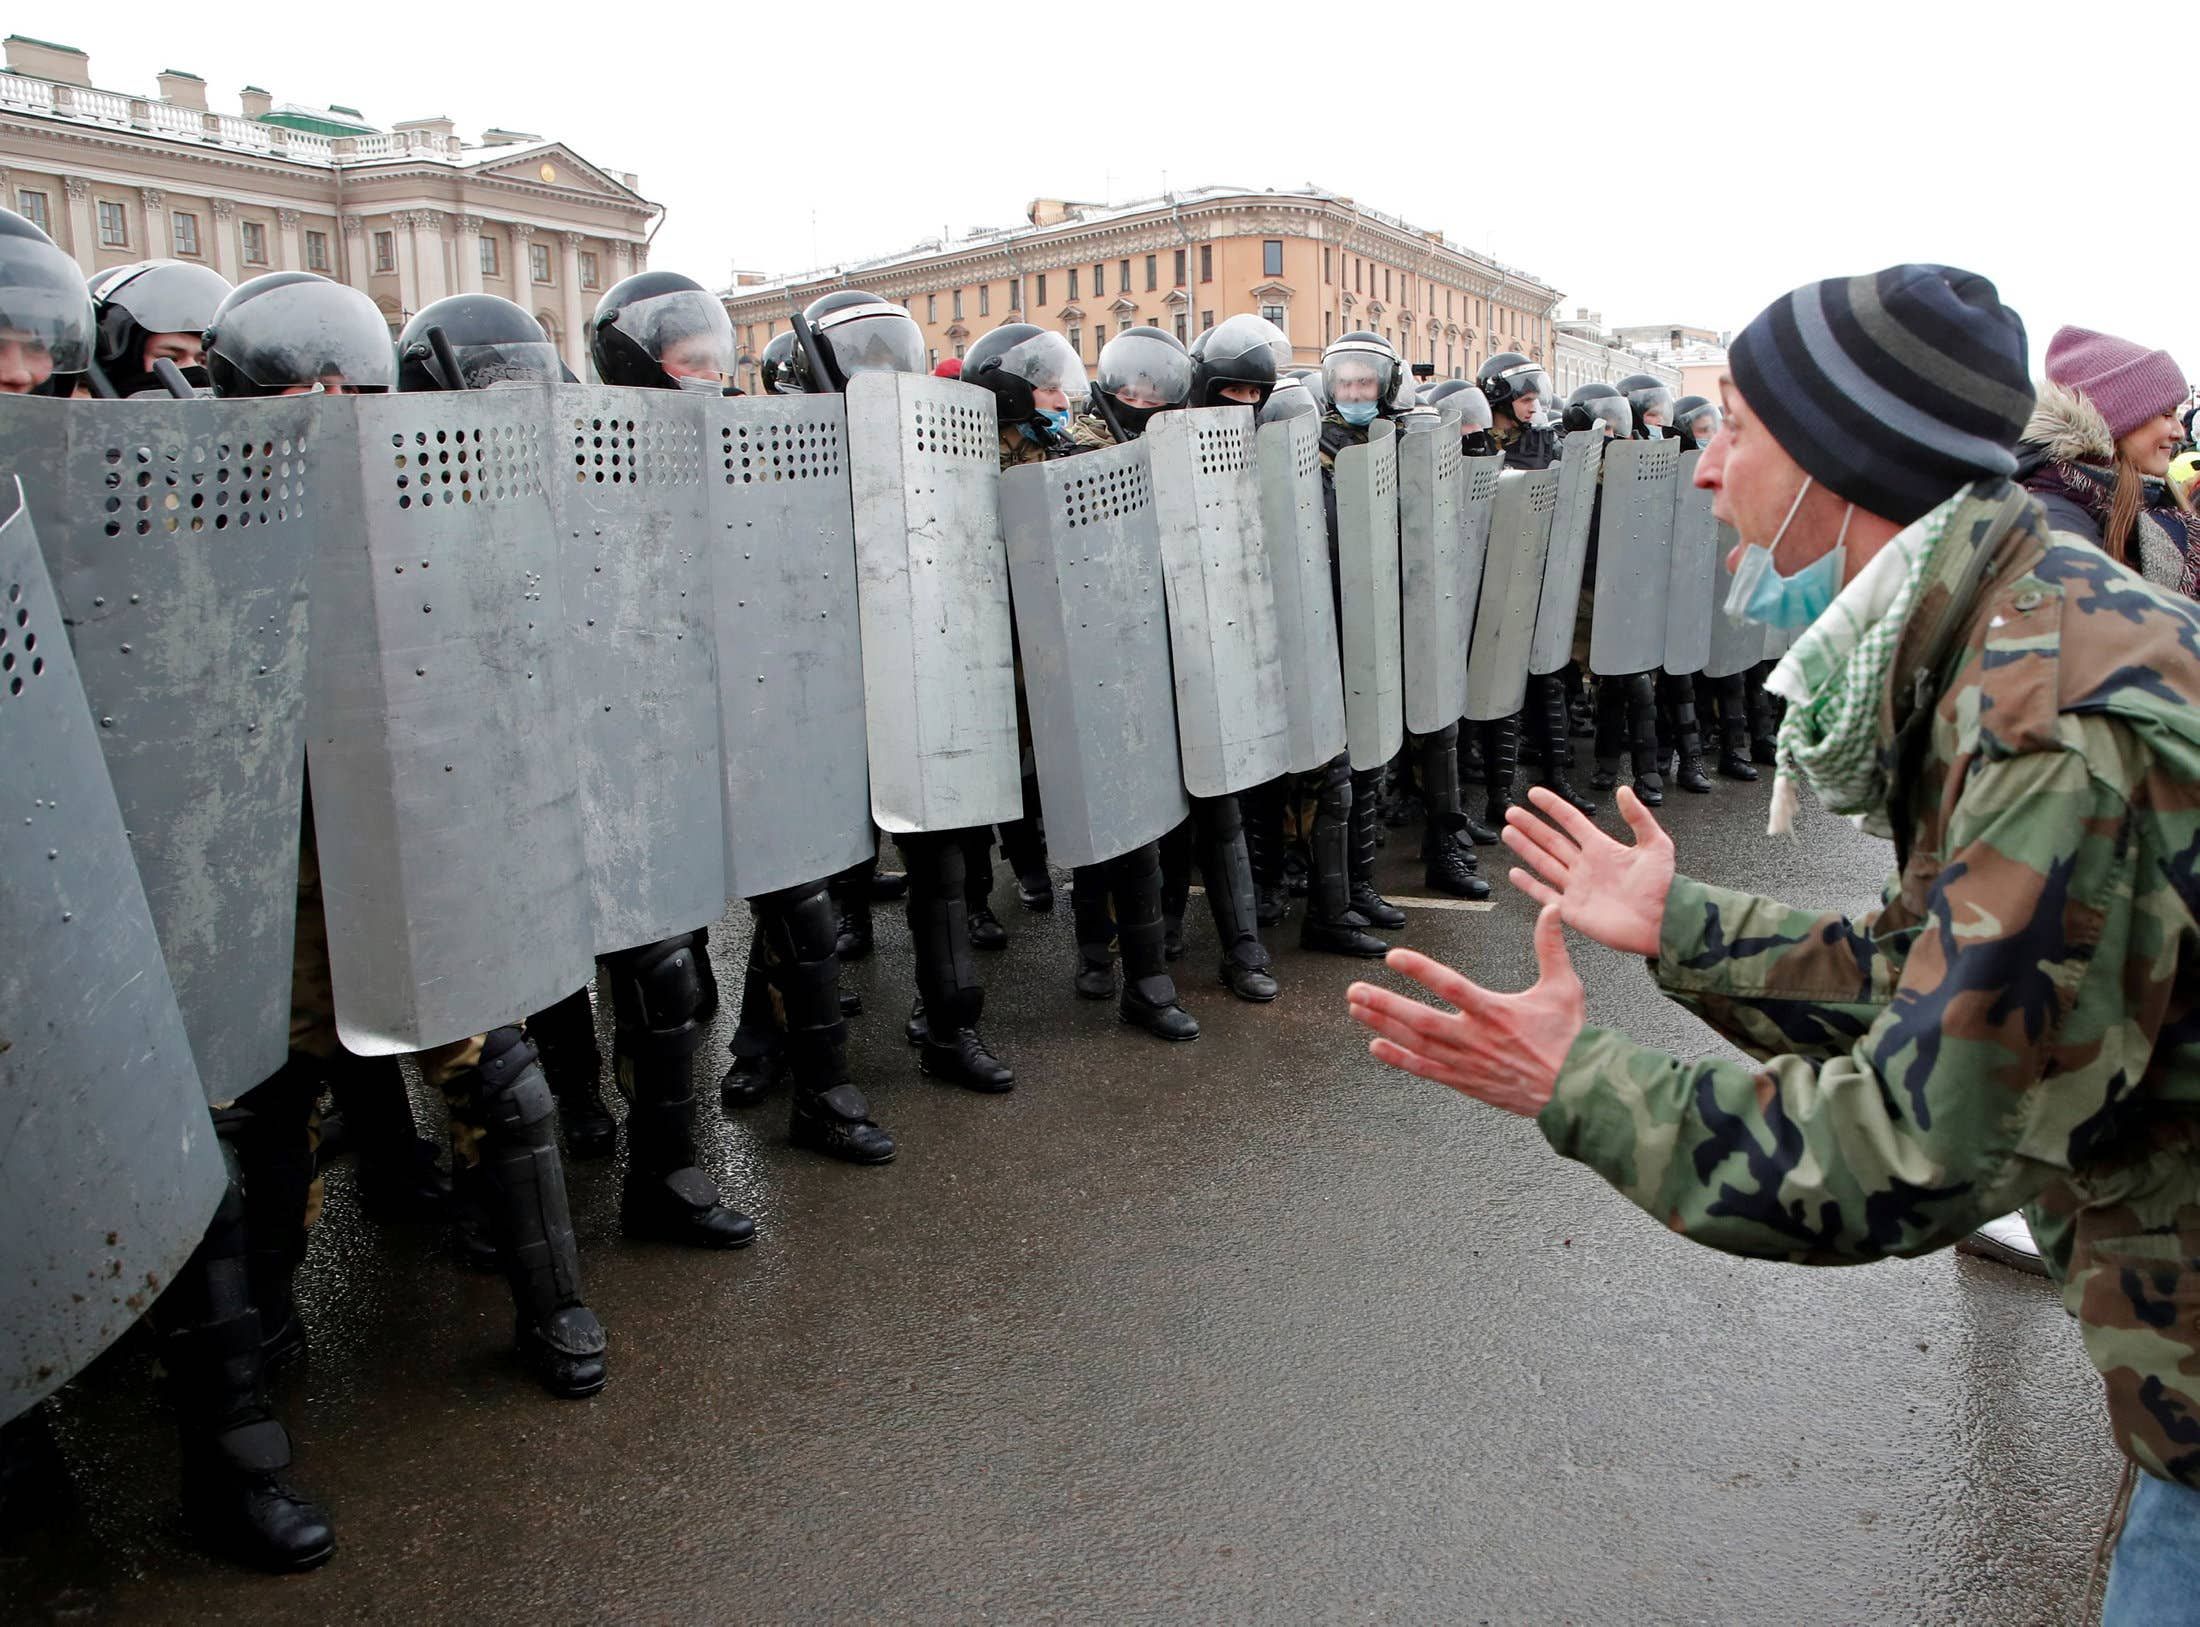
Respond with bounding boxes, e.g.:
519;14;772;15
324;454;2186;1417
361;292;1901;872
0;34;659;375
722;188;1563;396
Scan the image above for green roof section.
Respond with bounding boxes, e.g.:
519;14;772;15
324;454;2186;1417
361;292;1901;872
258;109;377;137
3;35;87;56
159;68;204;81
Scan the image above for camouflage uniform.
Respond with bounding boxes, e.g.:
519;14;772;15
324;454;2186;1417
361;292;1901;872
1540;481;2200;1489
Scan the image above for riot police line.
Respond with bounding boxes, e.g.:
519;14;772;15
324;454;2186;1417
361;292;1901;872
0;199;1783;1575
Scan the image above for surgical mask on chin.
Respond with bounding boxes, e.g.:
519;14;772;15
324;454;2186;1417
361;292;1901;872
1021;407;1070;444
1338;400;1380;427
1723;475;1855;630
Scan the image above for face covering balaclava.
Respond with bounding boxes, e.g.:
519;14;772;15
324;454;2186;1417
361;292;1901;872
1723;475;1855;630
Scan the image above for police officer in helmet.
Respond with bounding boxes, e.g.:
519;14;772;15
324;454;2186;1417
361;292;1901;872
1616;371;1677;439
1476;350;1558;471
757;328;803;395
90;257;232;396
0;205;95;396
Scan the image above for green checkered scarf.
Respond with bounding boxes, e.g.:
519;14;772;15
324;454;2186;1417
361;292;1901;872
1762;493;1963;836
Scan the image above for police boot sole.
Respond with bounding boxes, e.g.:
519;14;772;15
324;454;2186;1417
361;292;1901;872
789;1120;898;1166
1220;967;1281;1003
184;1507;335;1575
1300;927;1390;958
519;1335;608;1400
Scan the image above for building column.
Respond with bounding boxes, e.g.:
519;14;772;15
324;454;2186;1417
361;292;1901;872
412;212;448;308
60;177;94;266
453;214;484;294
339;214;369;294
207;199;238;282
274;207;302;272
512;221;539;322
392;213;419;322
138;187;165;260
558;232;586;377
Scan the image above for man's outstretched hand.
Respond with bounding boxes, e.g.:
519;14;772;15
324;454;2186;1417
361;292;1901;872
1501;785;1676;960
1346;906;1586;1117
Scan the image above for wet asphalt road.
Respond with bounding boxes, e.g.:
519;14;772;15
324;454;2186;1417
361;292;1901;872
6;773;2121;1626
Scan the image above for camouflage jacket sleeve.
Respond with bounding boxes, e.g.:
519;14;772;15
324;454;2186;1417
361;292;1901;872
1539;744;2146;1263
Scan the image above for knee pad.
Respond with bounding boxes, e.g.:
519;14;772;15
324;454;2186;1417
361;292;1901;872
476;1025;555;1137
604;933;709;1061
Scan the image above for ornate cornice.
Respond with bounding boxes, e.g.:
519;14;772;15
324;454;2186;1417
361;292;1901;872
275;207;301;228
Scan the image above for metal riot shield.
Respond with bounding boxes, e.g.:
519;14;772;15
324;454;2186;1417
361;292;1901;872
1465;468;1559;722
305;387;596;1055
0;487;223;1424
1663;448;1718;676
1397;419;1471;733
999;436;1188;867
0;394;319;1102
1704;519;1768;679
1257;415;1348;772
1453;451;1501;685
1144;406;1290;798
704;392;873;899
845;372;1020;833
1529;429;1607;675
1334;418;1403;771
1590;436;1682;676
549;384;725;953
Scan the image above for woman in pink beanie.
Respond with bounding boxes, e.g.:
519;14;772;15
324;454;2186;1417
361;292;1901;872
2018;324;2196;591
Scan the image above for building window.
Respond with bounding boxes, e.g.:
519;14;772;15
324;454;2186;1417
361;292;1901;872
1199;310;1214;332
1200;244;1213;283
374;230;395;272
1066;324;1081;357
580;251;599;290
952;288;963;319
1262;240;1282;278
306;230;329;272
1173;248;1186;286
1010;277;1022;311
1324;310;1334;346
978;283;990;316
1173;312;1187;341
241;220;268;265
1354;258;1362;293
1384;268;1392;302
1092;263;1104;296
953;342;965;359
16;189;48;233
1261;304;1286;336
479;235;499;278
927;348;938;370
926;293;937;323
97;200;128;248
1323;247;1332;284
1119;258;1131;291
171;212;200;257
1066;268;1078;301
529;242;551;283
1036;273;1047;307
1145;254;1157;292
1118;316;1132;334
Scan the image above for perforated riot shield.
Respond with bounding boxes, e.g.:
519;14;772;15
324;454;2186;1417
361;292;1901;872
1397;419;1471;733
704;393;873;899
1454;450;1501;679
0;394;319;1101
1663;448;1717;676
1704;519;1767;679
1334;418;1403;771
0;488;222;1425
305;387;596;1055
1590;436;1682;676
1000;436;1188;867
1145;406;1290;798
1529;430;1606;676
549;385;724;952
1257;415;1348;772
846;372;1020;833
1465;468;1559;721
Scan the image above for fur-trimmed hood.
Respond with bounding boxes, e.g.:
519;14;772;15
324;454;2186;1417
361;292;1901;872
2022;380;2116;467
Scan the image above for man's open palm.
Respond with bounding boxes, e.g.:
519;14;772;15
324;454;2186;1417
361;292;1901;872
1501;786;1675;959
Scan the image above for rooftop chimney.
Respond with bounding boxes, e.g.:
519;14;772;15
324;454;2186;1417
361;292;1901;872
3;35;92;86
156;69;207;110
239;84;272;119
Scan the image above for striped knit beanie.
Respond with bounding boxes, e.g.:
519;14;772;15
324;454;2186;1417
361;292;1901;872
1728;265;2033;524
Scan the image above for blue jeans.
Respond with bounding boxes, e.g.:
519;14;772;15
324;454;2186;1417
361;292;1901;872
2104;1472;2200;1625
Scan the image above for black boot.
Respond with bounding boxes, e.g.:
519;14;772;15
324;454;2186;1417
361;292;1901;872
963;831;1010;950
1531;671;1598;816
1592;676;1626;790
1070;863;1117;1000
1300;757;1388;957
1662;672;1713;794
610;935;756;1249
754;887;895;1164
1348;766;1407;929
527;985;615;1160
163;1154;335;1573
230;1060;321;1377
904;831;1014;1090
1416;726;1490;902
718;925;784;1111
1243;778;1291;927
1112;840;1201;1040
324;1050;449;1220
1383;745;1424;829
1481;713;1521;832
832;882;873;961
468;1027;610;1396
1711;673;1760;781
691;925;720;1022
789;1077;896;1164
1196;796;1278;1003
1158;818;1192;960
1625;672;1664;806
999;774;1054;911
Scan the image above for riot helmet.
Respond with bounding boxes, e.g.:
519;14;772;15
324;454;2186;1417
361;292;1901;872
1477;351;1550;422
963;322;1089;431
1257;371;1321;425
1562;381;1631;438
1190;313;1287;411
591;270;734;391
396;294;559;393
1095;325;1190;438
1385;361;1421;414
204;272;394;397
1672;394;1722;447
91;258;233;396
1322;331;1398;426
1425;378;1494;433
798;288;924;391
0;206;92;396
758;329;803;395
1617;372;1677;436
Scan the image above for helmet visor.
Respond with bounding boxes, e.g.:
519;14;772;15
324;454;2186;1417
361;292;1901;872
1449;386;1493;432
998;329;1088;403
453;339;563;388
0;235;93;371
615;288;734;380
1628;384;1677;425
816;307;925;377
107;260;234;336
1323;345;1395;406
1576;395;1630;437
1492;360;1550;404
222;279;394;391
1257;375;1319;423
1678;402;1722;444
1098;331;1191;408
1208;312;1290;371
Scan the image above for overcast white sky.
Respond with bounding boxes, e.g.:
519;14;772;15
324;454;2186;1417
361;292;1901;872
35;1;2198;392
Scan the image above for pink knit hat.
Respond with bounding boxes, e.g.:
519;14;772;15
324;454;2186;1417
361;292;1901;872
2044;325;2186;441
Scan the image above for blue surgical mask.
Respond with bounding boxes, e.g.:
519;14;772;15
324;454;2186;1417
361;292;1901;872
1022;407;1070;444
1338;400;1380;427
1723;475;1855;630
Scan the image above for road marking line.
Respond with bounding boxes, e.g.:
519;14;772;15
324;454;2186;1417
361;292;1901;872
1382;896;1499;912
